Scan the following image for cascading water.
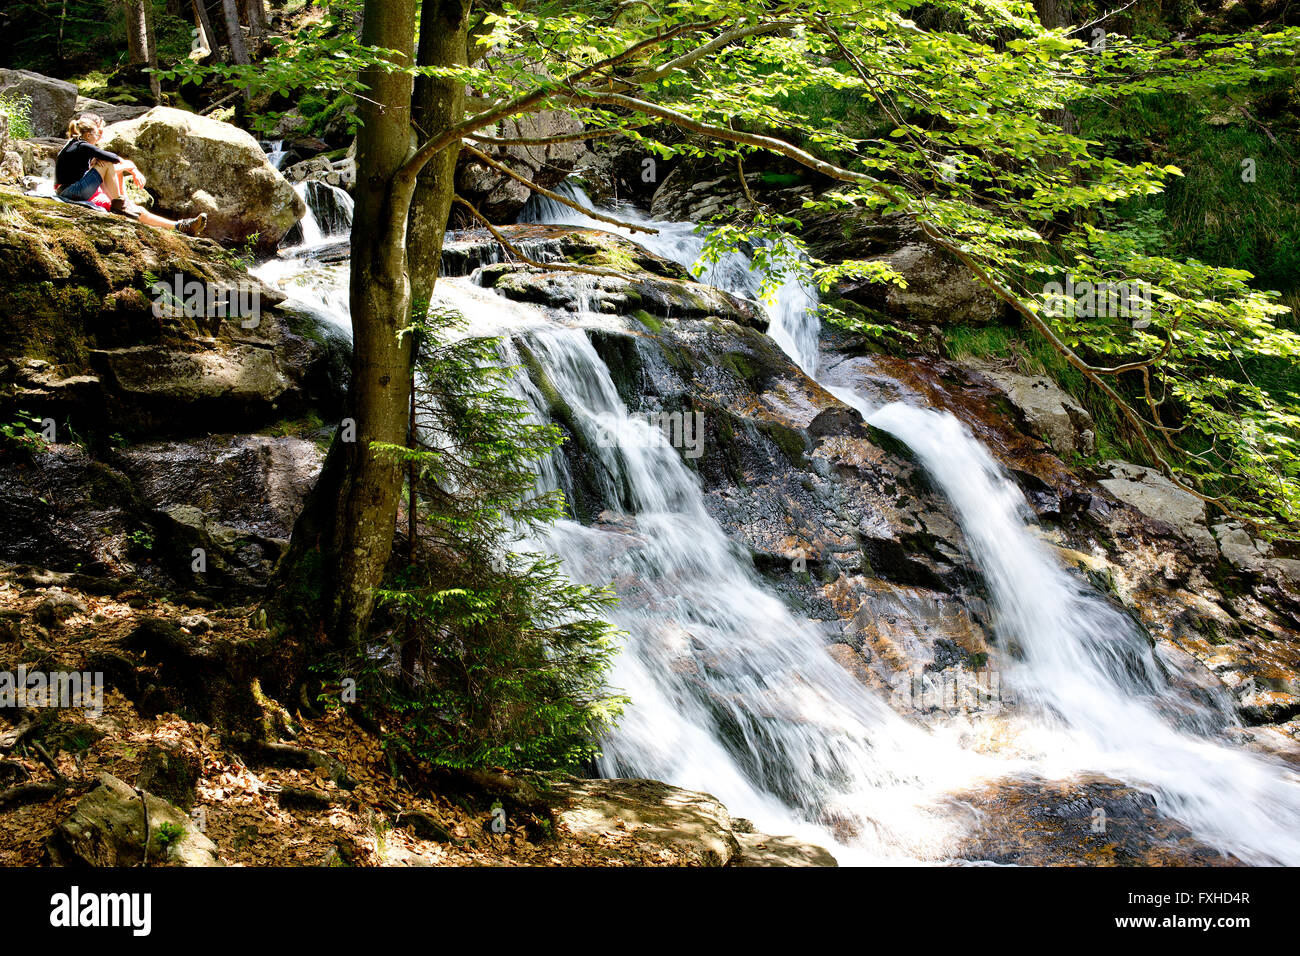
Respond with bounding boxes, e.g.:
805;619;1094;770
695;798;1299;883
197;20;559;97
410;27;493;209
518;188;820;374
280;180;355;251
504;328;998;863
256;245;1000;864
255;177;1300;865
522;181;1300;865
262;140;290;170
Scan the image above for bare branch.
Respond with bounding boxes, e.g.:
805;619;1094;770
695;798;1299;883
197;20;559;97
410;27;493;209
453;196;632;280
397;18;725;186
627;19;798;85
467;127;623;147
461;143;658;234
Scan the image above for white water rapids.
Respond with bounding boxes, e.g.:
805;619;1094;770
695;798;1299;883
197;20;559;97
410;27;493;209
255;178;1300;865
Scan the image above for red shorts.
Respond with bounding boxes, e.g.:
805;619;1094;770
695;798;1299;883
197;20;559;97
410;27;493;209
86;187;112;212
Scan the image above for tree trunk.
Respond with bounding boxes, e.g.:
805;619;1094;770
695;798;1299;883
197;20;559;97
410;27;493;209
407;0;471;307
266;0;472;700
242;0;270;41
124;0;150;63
123;0;162;103
327;0;420;646
267;0;423;660
192;0;215;57
221;0;251;64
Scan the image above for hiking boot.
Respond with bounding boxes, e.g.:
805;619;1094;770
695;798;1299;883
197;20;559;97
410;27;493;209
176;213;208;237
109;198;128;216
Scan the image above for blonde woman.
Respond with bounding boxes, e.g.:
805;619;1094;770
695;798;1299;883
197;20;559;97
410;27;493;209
55;114;207;236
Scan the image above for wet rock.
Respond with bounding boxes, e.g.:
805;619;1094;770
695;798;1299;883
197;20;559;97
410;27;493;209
283;154;355;189
849;241;999;325
0;70;77;138
650;170;743;222
49;772;222;866
457;109;586;221
102;107;306;252
968;359;1095;459
1099;461;1217;557
479;263;761;329
573;136;681;209
952;776;1241;866
551;776;835;866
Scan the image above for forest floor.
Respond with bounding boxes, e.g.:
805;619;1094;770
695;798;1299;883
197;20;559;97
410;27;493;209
0;569;694;867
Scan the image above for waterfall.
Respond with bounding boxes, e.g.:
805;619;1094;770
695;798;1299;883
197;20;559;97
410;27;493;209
519;185;820;374
863;400;1300;864
524;181;1300;864
503;327;996;863
281;180;354;251
253;177;1300;865
262;140;289;170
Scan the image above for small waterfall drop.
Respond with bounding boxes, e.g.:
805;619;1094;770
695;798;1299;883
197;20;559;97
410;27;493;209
519;185;820;374
262;139;289;170
282;180;354;251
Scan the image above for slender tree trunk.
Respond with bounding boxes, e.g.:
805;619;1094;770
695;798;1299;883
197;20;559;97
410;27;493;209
267;0;470;693
221;0;251;64
328;0;419;647
124;0;150;63
192;0;214;57
242;0;270;41
123;0;162;103
408;0;470;306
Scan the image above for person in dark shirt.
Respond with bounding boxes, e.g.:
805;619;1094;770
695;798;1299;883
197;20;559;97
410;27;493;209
56;114;207;236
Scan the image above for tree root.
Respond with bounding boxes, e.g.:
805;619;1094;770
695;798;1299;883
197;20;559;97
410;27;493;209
0;778;92;811
244;741;357;790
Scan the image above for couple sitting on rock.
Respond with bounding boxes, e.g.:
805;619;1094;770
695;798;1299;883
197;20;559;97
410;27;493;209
55;113;207;237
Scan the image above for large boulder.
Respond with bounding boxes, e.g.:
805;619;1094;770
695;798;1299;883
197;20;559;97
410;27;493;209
838;238;1001;325
1099;461;1217;557
73;96;150;127
49;772;222;866
0;192;344;587
456;109;586;221
968;359;1095;459
102;107;305;252
0;69;78;138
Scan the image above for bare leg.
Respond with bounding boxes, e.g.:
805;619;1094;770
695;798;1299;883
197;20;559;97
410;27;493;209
97;160;206;235
93;159;121;200
138;210;179;230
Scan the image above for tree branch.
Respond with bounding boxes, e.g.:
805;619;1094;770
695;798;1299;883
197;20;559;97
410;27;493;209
454;196;633;280
460;143;657;234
